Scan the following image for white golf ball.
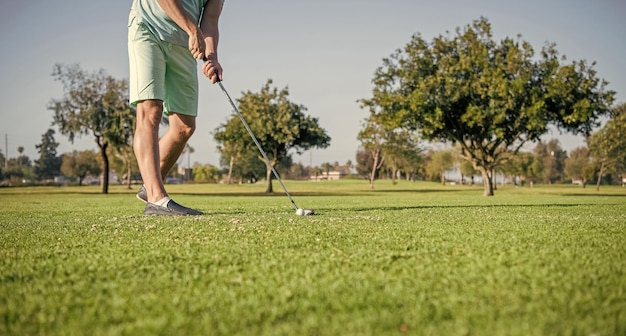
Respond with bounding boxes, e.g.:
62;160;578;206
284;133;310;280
296;208;305;216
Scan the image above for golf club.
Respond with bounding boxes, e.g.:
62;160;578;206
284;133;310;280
213;72;314;216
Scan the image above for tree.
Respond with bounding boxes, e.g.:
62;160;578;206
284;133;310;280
109;145;138;189
564;147;595;187
34;129;62;181
193;165;221;183
214;80;331;192
459;159;479;185
61;150;101;186
425;149;455;185
588;102;626;190
0;149;5;169
215;116;252;184
355;148;373;180
283;162;309;180
502;151;537;187
309;166;322;180
533;140;566;184
3;152;33;185
382;128;422;184
49;63;134;194
357;116;385;189
17;147;24;168
321;162;333;179
363;17;615;196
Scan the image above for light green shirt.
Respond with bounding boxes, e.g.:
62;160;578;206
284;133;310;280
130;0;208;47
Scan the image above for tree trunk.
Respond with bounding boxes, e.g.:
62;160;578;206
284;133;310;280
227;156;234;184
265;163;273;193
368;148;384;189
480;168;494;196
440;172;445;186
126;158;132;190
369;154;379;189
596;162;605;191
99;142;109;194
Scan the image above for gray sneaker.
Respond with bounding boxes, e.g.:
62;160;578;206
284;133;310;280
144;199;203;216
136;185;148;203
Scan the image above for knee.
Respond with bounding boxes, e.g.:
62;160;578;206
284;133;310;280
136;100;164;128
170;114;196;141
178;123;195;141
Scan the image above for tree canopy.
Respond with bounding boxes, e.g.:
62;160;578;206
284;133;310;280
361;17;615;196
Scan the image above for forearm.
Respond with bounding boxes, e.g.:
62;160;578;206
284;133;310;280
200;0;223;57
156;0;199;36
201;23;219;57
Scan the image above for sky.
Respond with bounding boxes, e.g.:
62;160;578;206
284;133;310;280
1;0;624;168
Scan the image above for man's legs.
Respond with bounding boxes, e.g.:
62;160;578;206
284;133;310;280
134;102;201;215
134;104;196;202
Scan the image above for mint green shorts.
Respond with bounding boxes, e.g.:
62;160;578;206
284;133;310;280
128;21;198;116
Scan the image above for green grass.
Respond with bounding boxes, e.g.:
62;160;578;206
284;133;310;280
1;181;625;335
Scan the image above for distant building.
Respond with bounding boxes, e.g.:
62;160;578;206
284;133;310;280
309;169;349;181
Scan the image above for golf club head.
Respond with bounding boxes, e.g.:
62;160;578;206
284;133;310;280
295;208;315;216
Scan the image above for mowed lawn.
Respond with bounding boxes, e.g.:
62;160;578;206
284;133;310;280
1;180;625;335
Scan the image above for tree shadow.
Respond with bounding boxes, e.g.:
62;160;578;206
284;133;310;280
350;203;595;212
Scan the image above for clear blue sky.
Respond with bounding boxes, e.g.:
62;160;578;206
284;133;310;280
1;0;624;167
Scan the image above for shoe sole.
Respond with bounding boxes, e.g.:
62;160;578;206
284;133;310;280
136;186;148;203
143;202;203;216
136;193;148;204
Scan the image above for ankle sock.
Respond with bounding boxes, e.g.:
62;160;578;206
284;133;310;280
153;196;171;207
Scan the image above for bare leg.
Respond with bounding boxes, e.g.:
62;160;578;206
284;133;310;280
158;112;196;180
134;100;167;203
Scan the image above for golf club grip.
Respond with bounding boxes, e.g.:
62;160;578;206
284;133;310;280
201;57;221;82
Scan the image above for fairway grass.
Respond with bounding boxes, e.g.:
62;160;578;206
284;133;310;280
1;181;625;335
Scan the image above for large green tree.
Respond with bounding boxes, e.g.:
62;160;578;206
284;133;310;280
214;80;331;193
49;64;134;194
362;17;614;196
34;129;62;181
587;102;626;190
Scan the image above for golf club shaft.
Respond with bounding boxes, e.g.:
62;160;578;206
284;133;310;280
216;81;299;210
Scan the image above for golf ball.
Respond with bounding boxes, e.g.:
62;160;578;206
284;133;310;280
296;208;305;216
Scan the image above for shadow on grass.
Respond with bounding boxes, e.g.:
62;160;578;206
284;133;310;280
562;193;626;197
350;203;594;212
